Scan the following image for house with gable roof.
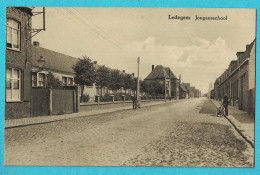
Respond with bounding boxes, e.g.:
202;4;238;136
144;65;179;99
31;41;77;87
31;41;98;102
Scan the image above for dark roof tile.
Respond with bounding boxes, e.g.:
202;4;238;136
32;46;79;74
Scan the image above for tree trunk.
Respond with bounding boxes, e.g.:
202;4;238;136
101;86;103;97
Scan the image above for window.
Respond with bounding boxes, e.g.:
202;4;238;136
62;77;73;86
32;72;37;87
68;78;73;86
6;18;20;50
62;77;67;86
6;68;21;101
39;73;46;87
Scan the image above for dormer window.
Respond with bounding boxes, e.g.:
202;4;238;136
6;18;21;51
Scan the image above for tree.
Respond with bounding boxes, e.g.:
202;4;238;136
130;77;137;94
95;65;111;97
72;56;95;96
46;72;62;89
108;69;123;92
147;81;164;95
122;73;133;94
140;80;149;94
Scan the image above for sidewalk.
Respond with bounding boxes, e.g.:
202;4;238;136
211;100;254;148
80;99;165;106
5;100;174;129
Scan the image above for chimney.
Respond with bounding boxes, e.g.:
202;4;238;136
179;74;181;85
152;65;154;71
33;41;40;47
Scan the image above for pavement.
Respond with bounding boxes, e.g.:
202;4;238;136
5;98;253;166
211;99;254;148
5;99;173;129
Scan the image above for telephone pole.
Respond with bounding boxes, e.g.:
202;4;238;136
137;57;140;108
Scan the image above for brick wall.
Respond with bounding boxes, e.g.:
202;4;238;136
5;7;32;119
248;42;256;90
239;63;249;111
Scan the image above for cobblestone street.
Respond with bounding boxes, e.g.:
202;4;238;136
4;98;253;167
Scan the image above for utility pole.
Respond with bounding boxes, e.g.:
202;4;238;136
164;77;167;102
137;57;140;108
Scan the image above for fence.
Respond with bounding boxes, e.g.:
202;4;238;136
31;86;79;117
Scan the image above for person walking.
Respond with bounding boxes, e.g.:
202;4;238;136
222;94;229;116
132;95;136;109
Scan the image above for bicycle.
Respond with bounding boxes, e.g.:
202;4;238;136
216;104;226;117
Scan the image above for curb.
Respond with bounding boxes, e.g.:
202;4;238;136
224;115;254;148
5;100;174;129
211;99;254;148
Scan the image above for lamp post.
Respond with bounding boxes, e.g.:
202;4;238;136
93;61;100;104
37;56;45;71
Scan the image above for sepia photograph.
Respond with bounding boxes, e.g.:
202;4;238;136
4;7;256;167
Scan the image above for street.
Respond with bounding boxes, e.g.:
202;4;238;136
4;98;253;167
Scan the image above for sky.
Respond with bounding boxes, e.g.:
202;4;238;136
32;7;256;94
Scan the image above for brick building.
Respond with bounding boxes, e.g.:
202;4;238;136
31;42;77;87
144;65;179;99
5;7;33;119
214;39;256;116
31;42;101;102
182;83;190;98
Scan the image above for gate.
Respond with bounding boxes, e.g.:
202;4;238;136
31;87;79;117
31;88;50;116
51;89;75;115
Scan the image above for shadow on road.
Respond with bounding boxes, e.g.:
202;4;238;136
199;100;218;115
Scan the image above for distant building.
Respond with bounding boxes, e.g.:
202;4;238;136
144;65;179;99
178;75;188;99
179;84;188;99
190;86;196;98
182;83;191;98
207;82;214;99
214;39;255;116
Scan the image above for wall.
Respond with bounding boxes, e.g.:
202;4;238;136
171;79;179;99
5;7;32;119
248;42;256;90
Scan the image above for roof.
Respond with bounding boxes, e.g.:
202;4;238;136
144;65;177;80
164;67;178;79
182;82;190;87
242;39;256;60
190;86;196;92
32;46;79;74
179;84;187;91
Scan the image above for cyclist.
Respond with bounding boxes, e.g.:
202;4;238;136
222;94;229;116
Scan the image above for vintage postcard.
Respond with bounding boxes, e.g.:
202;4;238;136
3;7;256;168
